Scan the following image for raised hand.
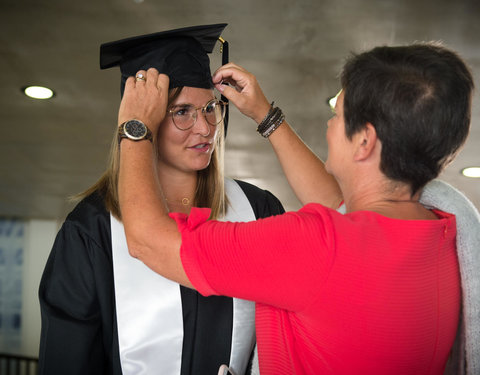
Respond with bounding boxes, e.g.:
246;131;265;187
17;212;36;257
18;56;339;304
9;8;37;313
118;67;170;133
212;63;271;124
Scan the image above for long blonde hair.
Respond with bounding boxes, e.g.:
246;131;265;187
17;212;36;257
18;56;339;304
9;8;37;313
76;87;227;220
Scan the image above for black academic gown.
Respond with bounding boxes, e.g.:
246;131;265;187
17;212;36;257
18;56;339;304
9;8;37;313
38;180;284;375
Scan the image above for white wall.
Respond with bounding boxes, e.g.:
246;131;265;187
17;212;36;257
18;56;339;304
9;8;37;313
20;219;57;357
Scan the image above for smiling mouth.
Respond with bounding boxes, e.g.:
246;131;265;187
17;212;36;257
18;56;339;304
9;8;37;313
189;143;211;151
193;143;208;149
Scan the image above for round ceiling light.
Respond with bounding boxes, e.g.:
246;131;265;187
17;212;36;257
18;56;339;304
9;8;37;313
461;167;480;178
23;86;55;100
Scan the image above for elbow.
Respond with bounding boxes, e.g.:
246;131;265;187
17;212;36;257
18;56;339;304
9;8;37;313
124;229;147;259
123;218;182;263
128;244;141;259
123;222;154;260
122;219;188;286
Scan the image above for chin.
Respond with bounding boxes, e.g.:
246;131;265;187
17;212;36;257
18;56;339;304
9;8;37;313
192;160;211;172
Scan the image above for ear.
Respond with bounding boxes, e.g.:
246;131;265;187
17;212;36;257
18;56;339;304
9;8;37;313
353;123;378;161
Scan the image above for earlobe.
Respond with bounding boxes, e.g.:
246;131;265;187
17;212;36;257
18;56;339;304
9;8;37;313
353;123;377;161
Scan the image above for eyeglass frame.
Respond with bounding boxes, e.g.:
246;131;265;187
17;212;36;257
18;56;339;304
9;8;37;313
167;99;228;131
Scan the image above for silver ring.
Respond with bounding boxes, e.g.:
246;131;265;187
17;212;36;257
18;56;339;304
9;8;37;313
135;73;146;82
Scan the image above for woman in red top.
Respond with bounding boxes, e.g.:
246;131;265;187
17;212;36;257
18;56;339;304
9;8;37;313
117;43;474;374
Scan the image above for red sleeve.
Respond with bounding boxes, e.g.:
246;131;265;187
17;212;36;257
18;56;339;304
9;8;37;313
171;205;337;312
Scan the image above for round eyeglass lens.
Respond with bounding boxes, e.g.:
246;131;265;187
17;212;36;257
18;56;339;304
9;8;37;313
204;100;225;125
171;105;195;130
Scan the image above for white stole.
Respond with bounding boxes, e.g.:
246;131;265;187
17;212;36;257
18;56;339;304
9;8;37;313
111;178;256;375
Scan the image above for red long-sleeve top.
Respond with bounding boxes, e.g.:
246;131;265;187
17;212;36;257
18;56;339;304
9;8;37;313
172;203;460;375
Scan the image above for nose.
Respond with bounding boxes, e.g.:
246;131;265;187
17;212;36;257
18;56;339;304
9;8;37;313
192;112;212;137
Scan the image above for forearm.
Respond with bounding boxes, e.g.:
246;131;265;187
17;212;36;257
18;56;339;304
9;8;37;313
118;140;191;287
268;121;343;208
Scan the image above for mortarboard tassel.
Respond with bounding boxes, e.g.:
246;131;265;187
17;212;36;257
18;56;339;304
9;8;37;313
219;37;229;137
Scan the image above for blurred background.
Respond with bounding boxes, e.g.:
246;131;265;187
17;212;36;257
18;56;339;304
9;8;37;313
0;0;479;363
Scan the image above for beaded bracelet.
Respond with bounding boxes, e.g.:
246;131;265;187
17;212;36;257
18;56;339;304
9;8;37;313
257;107;278;133
257;101;275;126
256;104;285;138
261;110;285;138
256;103;275;133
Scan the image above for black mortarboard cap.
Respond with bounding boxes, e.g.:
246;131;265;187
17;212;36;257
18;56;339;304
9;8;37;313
100;23;227;92
100;23;229;134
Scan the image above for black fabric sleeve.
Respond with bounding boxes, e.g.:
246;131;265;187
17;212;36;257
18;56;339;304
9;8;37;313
38;222;106;374
234;179;286;219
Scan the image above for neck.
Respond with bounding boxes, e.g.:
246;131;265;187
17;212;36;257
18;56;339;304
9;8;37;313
157;166;197;214
341;177;435;220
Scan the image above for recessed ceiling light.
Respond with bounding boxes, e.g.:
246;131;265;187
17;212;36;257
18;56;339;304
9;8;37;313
326;90;341;111
461;167;480;178
23;86;55;100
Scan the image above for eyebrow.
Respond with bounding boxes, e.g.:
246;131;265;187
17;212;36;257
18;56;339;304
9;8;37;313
171;99;216;108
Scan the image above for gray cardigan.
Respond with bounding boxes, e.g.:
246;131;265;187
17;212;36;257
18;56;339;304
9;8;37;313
420;180;480;375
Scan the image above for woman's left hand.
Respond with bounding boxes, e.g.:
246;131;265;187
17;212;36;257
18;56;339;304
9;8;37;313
118;67;169;133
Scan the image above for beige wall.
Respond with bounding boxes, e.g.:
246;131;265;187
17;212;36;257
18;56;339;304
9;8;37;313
18;219;56;357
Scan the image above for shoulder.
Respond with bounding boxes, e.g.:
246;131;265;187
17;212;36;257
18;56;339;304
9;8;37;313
62;190;111;248
40;191;114;310
296;202;342;228
68;190;108;220
233;179;285;218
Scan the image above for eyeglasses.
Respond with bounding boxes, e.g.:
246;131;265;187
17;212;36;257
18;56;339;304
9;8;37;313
168;99;227;131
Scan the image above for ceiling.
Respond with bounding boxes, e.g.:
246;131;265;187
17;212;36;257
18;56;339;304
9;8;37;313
1;0;479;221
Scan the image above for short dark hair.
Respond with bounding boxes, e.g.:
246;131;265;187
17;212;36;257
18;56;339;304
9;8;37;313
340;42;474;195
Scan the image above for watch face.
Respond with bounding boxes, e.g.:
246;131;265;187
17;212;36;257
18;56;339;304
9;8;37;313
125;120;147;139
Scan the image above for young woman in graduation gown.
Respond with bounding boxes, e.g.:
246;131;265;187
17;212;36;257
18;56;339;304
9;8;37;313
38;24;284;375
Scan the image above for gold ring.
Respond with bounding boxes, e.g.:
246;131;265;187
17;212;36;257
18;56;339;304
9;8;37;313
135;73;146;82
